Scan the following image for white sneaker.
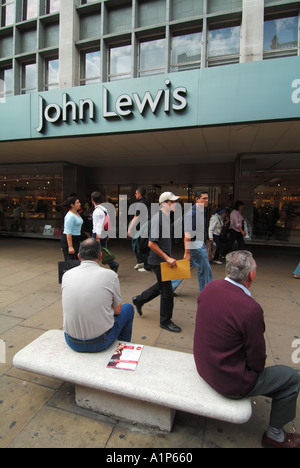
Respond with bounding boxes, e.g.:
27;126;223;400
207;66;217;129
138;268;149;272
134;263;144;270
213;260;222;265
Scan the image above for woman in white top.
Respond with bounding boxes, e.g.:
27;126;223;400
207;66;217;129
209;208;227;264
61;196;83;260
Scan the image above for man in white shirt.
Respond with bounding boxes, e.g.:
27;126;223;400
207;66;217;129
62;238;134;352
91;191;119;273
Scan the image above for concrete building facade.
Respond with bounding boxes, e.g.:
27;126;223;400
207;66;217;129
0;0;299;245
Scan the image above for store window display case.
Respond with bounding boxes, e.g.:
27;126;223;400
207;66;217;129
0;163;64;238
238;154;300;246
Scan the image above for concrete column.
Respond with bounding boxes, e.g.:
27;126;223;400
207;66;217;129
59;0;80;88
241;0;264;63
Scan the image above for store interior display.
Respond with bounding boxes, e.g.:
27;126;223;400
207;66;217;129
0;165;63;238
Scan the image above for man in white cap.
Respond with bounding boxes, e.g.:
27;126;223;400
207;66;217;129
132;192;182;333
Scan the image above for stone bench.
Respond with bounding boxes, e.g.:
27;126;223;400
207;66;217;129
13;330;252;432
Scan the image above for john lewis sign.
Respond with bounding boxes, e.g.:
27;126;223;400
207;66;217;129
1;57;300;142
35;78;187;133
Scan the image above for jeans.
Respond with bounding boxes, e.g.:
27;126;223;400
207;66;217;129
172;244;212;293
64;303;134;353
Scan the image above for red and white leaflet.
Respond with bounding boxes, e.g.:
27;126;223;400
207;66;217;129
106;343;143;371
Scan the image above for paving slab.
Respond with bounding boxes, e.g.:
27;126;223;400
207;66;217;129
0;238;299;448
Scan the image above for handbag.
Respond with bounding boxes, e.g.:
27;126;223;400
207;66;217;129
58;259;81;283
43;225;54;236
98;206;112;232
101;247;116;265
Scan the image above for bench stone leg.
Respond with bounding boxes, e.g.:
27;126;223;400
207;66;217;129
75;385;176;432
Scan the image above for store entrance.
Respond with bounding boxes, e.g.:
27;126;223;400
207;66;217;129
239;154;300;245
86;183;233;223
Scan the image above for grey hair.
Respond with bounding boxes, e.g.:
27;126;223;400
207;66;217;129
225;250;256;284
79;238;101;260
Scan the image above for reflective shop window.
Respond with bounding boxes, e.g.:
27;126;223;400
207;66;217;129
139;37;166;77
207;24;240;66
264;15;298;59
0;67;13;99
47;0;60;15
21;62;36;94
239;155;300;245
108;44;132;81
45;58;59;90
80;50;101;85
0;164;64;238
1;0;15;27
24;0;38;21
171;31;202;72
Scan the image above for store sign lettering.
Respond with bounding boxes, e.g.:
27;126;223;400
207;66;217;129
291;79;300;104
36;79;187;133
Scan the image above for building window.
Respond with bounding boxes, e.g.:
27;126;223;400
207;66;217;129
81;0;98;4
21;62;36;94
46;0;60;15
80;49;101;85
171;30;202;72
108;44;132;81
23;0;38;20
1;0;15;27
44;57;59;90
207;24;240;67
264;14;298;59
139;37;166;77
0;66;13;99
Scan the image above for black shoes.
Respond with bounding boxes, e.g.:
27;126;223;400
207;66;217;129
160;320;182;333
110;263;119;273
132;296;143;316
132;297;182;333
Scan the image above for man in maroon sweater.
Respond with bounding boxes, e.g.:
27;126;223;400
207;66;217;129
194;250;300;448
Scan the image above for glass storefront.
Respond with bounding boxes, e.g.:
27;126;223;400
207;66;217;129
239;154;300;245
87;182;233;226
0;163;64;238
3;157;299;247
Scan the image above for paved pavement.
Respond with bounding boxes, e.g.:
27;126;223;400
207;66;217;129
0;237;299;448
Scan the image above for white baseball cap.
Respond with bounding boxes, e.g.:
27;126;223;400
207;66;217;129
159;192;180;204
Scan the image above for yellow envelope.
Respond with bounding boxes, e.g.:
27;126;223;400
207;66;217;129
160;259;191;282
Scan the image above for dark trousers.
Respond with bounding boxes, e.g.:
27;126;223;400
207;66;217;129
245;366;300;429
61;234;81;261
229;229;245;251
136;264;174;326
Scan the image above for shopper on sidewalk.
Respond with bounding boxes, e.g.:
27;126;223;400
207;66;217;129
132;192;182;333
91;191;119;273
61;196;83;261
